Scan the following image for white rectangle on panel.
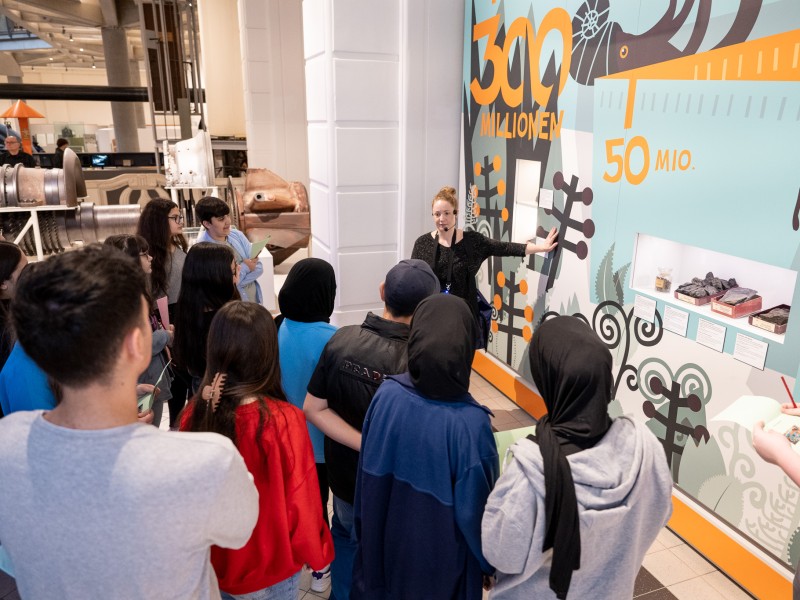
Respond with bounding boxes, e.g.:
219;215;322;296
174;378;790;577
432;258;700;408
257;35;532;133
512;158;541;244
733;333;768;370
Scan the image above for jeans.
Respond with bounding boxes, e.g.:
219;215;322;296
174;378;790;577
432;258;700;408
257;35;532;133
220;570;301;600
330;495;357;600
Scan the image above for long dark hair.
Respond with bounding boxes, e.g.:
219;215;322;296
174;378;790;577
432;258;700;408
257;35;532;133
136;198;188;298
183;301;287;450
173;243;240;376
0;241;23;367
103;234;153;306
0;241;23;298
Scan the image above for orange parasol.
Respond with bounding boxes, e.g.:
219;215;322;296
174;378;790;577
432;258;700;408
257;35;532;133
1;100;45;154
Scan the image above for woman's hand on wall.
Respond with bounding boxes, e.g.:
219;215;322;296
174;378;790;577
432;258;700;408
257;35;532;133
525;227;558;255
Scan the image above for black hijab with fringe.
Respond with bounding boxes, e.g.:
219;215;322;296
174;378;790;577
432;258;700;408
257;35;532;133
277;258;336;324
529;315;613;599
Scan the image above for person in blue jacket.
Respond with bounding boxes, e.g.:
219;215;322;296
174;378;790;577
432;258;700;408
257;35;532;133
352;293;498;600
0;342;56;415
195;196;263;304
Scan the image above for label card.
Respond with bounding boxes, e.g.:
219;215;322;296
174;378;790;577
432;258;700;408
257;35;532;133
156;296;170;329
733;333;769;370
663;305;689;337
634;294;657;323
696;319;726;352
538;188;554;210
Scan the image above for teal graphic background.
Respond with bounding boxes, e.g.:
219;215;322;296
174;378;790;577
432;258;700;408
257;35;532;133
463;0;800;574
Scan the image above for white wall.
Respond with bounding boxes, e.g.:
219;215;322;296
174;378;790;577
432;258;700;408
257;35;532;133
302;0;465;325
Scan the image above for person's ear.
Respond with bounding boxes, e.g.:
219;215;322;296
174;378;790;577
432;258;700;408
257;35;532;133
379;281;386;302
123;322;150;370
201;219;211;230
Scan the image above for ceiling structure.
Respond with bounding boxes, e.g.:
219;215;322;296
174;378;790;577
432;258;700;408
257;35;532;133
0;0;143;72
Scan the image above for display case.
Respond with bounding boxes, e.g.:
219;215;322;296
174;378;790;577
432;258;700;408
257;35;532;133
629;233;796;343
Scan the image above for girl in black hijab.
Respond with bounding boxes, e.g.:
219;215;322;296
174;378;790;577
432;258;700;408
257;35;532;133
407;292;476;399
276;257;336;327
482;316;672;599
353;294;498;600
528;316;613;597
276;257;337;586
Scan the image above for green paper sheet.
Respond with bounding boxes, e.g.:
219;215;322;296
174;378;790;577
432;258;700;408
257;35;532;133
712;395;800;453
249;236;270;259
494;425;537;471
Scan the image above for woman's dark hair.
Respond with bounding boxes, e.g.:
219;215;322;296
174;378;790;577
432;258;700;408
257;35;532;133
0;241;23;368
103;233;149;261
173;243;240;376
183;301;287;450
136;198;187;298
103;234;153;306
56;138;69;149
0;241;23;290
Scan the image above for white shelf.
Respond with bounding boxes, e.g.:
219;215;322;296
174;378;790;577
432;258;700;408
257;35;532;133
632;285;787;344
631;234;796;346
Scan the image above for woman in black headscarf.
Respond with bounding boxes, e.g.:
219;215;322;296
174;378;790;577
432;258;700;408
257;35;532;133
352;294;498;600
481;316;673;599
276;257;337;578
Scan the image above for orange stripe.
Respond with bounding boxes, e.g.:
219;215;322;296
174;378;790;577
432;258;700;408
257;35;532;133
668;496;791;599
472;351;547;418
624;79;637;129
604;29;800;81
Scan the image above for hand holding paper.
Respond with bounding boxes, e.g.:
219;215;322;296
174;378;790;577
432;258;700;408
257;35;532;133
137;362;171;412
753;421;791;464
753;420;800;487
782;403;800;417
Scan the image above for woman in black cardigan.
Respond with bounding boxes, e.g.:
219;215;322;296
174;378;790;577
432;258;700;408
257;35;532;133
411;186;557;337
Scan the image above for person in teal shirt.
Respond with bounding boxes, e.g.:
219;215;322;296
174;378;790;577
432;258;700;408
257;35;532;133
276;257;337;593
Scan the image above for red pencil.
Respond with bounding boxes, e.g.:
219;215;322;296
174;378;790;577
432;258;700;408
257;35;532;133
782;376;796;408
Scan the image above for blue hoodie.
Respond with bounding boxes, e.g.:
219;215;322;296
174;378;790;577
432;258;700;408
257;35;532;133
352;373;498;600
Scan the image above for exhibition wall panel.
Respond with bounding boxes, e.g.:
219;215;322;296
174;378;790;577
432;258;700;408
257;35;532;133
462;1;800;596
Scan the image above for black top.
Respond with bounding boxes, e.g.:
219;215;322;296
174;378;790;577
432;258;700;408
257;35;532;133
307;312;409;504
411;230;526;316
52;147;65;169
0;151;36;168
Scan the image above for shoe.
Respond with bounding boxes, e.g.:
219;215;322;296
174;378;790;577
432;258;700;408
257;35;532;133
310;565;331;593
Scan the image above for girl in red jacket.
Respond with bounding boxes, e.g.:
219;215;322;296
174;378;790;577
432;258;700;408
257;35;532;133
180;301;334;599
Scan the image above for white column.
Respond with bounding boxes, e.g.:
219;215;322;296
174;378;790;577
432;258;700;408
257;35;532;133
303;0;464;326
237;0;309;183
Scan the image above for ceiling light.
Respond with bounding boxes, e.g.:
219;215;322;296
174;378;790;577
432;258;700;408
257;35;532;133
49;57;53;61
79;48;84;52
92;62;96;69
69;34;74;42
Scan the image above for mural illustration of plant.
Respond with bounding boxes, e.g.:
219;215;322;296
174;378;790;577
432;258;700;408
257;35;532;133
637;359;711;477
535;171;594;292
542;299;663;398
